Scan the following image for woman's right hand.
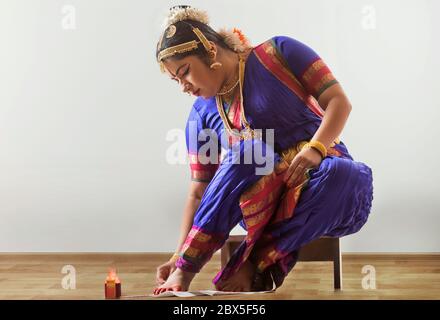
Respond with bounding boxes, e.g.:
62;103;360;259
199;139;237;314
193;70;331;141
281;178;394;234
155;260;177;285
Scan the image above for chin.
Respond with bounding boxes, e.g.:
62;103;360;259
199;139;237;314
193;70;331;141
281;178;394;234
203;90;215;99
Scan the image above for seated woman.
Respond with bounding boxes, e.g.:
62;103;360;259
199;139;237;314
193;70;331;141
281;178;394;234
153;5;374;294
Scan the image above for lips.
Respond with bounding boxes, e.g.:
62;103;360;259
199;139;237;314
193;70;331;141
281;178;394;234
193;89;201;96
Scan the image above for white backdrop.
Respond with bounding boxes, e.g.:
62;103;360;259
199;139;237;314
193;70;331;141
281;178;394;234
0;0;439;252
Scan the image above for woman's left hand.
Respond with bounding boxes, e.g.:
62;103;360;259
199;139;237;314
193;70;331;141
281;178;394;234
283;147;323;188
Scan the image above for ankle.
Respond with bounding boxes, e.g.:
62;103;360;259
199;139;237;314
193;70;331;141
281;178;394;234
175;267;196;279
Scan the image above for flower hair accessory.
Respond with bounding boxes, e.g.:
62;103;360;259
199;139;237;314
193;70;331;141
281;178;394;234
162;5;210;29
217;27;251;53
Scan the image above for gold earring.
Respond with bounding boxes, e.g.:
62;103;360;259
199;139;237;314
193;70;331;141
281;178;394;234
210;62;222;70
208;49;216;59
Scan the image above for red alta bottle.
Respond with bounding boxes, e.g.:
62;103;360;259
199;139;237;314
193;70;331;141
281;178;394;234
104;268;121;299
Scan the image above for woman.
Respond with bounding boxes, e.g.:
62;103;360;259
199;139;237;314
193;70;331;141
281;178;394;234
153;5;374;294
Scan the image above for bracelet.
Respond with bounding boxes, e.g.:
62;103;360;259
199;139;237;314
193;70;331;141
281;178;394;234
169;253;180;262
303;140;327;158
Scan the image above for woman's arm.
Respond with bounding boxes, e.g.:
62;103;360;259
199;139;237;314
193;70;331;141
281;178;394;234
312;83;352;149
270;36;352;146
156;180;208;285
284;84;352;187
174;180;209;253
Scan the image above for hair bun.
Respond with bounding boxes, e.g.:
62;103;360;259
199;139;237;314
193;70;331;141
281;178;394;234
217;28;251;53
163;5;210;28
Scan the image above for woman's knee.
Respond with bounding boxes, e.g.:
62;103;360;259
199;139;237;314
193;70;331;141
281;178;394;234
220;139;280;176
319;157;354;182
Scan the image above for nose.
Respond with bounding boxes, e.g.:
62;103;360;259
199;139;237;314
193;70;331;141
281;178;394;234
180;81;192;94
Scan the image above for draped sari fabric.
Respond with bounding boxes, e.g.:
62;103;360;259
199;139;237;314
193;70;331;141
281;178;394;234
176;36;374;290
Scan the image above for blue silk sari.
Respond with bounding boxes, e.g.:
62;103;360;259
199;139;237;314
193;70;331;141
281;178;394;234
177;36;374;290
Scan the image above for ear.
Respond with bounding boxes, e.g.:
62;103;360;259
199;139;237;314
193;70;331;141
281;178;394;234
208;41;218;60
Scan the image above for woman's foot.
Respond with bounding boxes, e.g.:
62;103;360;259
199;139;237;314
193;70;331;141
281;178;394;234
153;268;196;295
216;260;256;292
251;270;274;291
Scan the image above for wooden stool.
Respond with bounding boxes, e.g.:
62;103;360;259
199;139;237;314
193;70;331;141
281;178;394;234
220;235;342;290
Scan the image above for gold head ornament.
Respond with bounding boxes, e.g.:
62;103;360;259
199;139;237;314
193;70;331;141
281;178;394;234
157;6;214;72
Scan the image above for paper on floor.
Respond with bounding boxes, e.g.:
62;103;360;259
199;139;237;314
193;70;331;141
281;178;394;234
149;289;275;298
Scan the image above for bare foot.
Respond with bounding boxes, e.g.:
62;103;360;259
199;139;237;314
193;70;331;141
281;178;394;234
153;268;196;295
216;260;256;292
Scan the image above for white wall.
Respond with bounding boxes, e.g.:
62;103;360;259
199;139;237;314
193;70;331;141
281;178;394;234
0;0;439;252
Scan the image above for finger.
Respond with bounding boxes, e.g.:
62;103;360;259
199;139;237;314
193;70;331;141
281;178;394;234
288;169;306;187
232;285;240;292
287;170;305;187
156;269;167;282
283;162;298;184
298;169;310;185
156;272;164;280
227;284;238;292
286;163;306;187
221;284;231;291
159;272;168;280
286;156;310;183
172;285;182;292
283;156;302;182
156;278;165;285
283;161;297;182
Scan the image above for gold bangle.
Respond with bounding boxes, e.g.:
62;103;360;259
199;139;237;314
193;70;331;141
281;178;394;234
305;140;327;158
296;140;309;153
169;253;180;262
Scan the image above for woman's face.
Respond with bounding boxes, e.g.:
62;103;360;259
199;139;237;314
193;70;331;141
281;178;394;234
162;53;222;99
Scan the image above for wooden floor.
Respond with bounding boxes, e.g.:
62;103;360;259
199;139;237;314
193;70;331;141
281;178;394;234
0;253;439;300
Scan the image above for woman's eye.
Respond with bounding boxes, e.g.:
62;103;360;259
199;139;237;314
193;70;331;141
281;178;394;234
182;67;189;76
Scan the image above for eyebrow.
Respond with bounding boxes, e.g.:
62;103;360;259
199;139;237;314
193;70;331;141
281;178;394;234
171;64;188;78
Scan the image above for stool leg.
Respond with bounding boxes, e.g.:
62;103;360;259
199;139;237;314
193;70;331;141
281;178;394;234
333;238;342;290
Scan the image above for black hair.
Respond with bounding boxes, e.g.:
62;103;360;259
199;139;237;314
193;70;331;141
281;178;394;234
156;7;231;65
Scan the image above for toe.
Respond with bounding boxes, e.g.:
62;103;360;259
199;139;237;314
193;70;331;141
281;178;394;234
220;285;229;291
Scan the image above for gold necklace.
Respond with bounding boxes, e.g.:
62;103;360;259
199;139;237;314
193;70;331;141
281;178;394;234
217;78;239;96
215;54;256;141
217;55;241;96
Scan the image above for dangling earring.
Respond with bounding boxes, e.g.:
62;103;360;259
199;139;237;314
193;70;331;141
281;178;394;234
210;62;222;70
